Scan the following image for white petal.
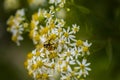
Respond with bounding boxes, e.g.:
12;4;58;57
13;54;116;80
85;63;91;66
82;59;87;65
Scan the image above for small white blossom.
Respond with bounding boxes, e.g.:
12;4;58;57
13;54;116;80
63;27;76;43
72;24;80;34
75;59;91;77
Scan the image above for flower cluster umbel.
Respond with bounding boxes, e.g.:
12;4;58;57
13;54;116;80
7;0;92;80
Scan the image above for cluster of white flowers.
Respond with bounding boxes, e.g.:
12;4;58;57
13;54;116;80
7;9;28;45
7;0;92;80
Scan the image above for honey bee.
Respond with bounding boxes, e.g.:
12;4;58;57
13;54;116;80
43;40;56;51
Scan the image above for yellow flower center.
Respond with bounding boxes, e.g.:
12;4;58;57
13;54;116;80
48;34;57;40
76;40;83;46
34;33;40;41
66;52;71;57
29;30;34;39
35;51;41;56
30;21;36;29
83;46;88;52
12;35;17;42
32;13;39;21
63;65;67;71
80;64;85;69
27;52;33;59
49;52;57;59
37;60;43;68
50;23;55;29
40;27;49;35
36;74;42;79
64;32;69;37
32;64;38;70
42;73;49;79
73;27;79;32
28;70;33;76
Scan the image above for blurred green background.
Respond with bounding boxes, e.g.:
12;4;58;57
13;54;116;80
0;0;120;80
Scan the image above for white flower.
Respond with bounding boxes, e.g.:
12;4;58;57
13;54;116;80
65;49;74;61
63;27;76;43
81;40;92;56
72;24;80;34
57;36;68;52
75;59;91;77
71;47;82;59
60;61;72;72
